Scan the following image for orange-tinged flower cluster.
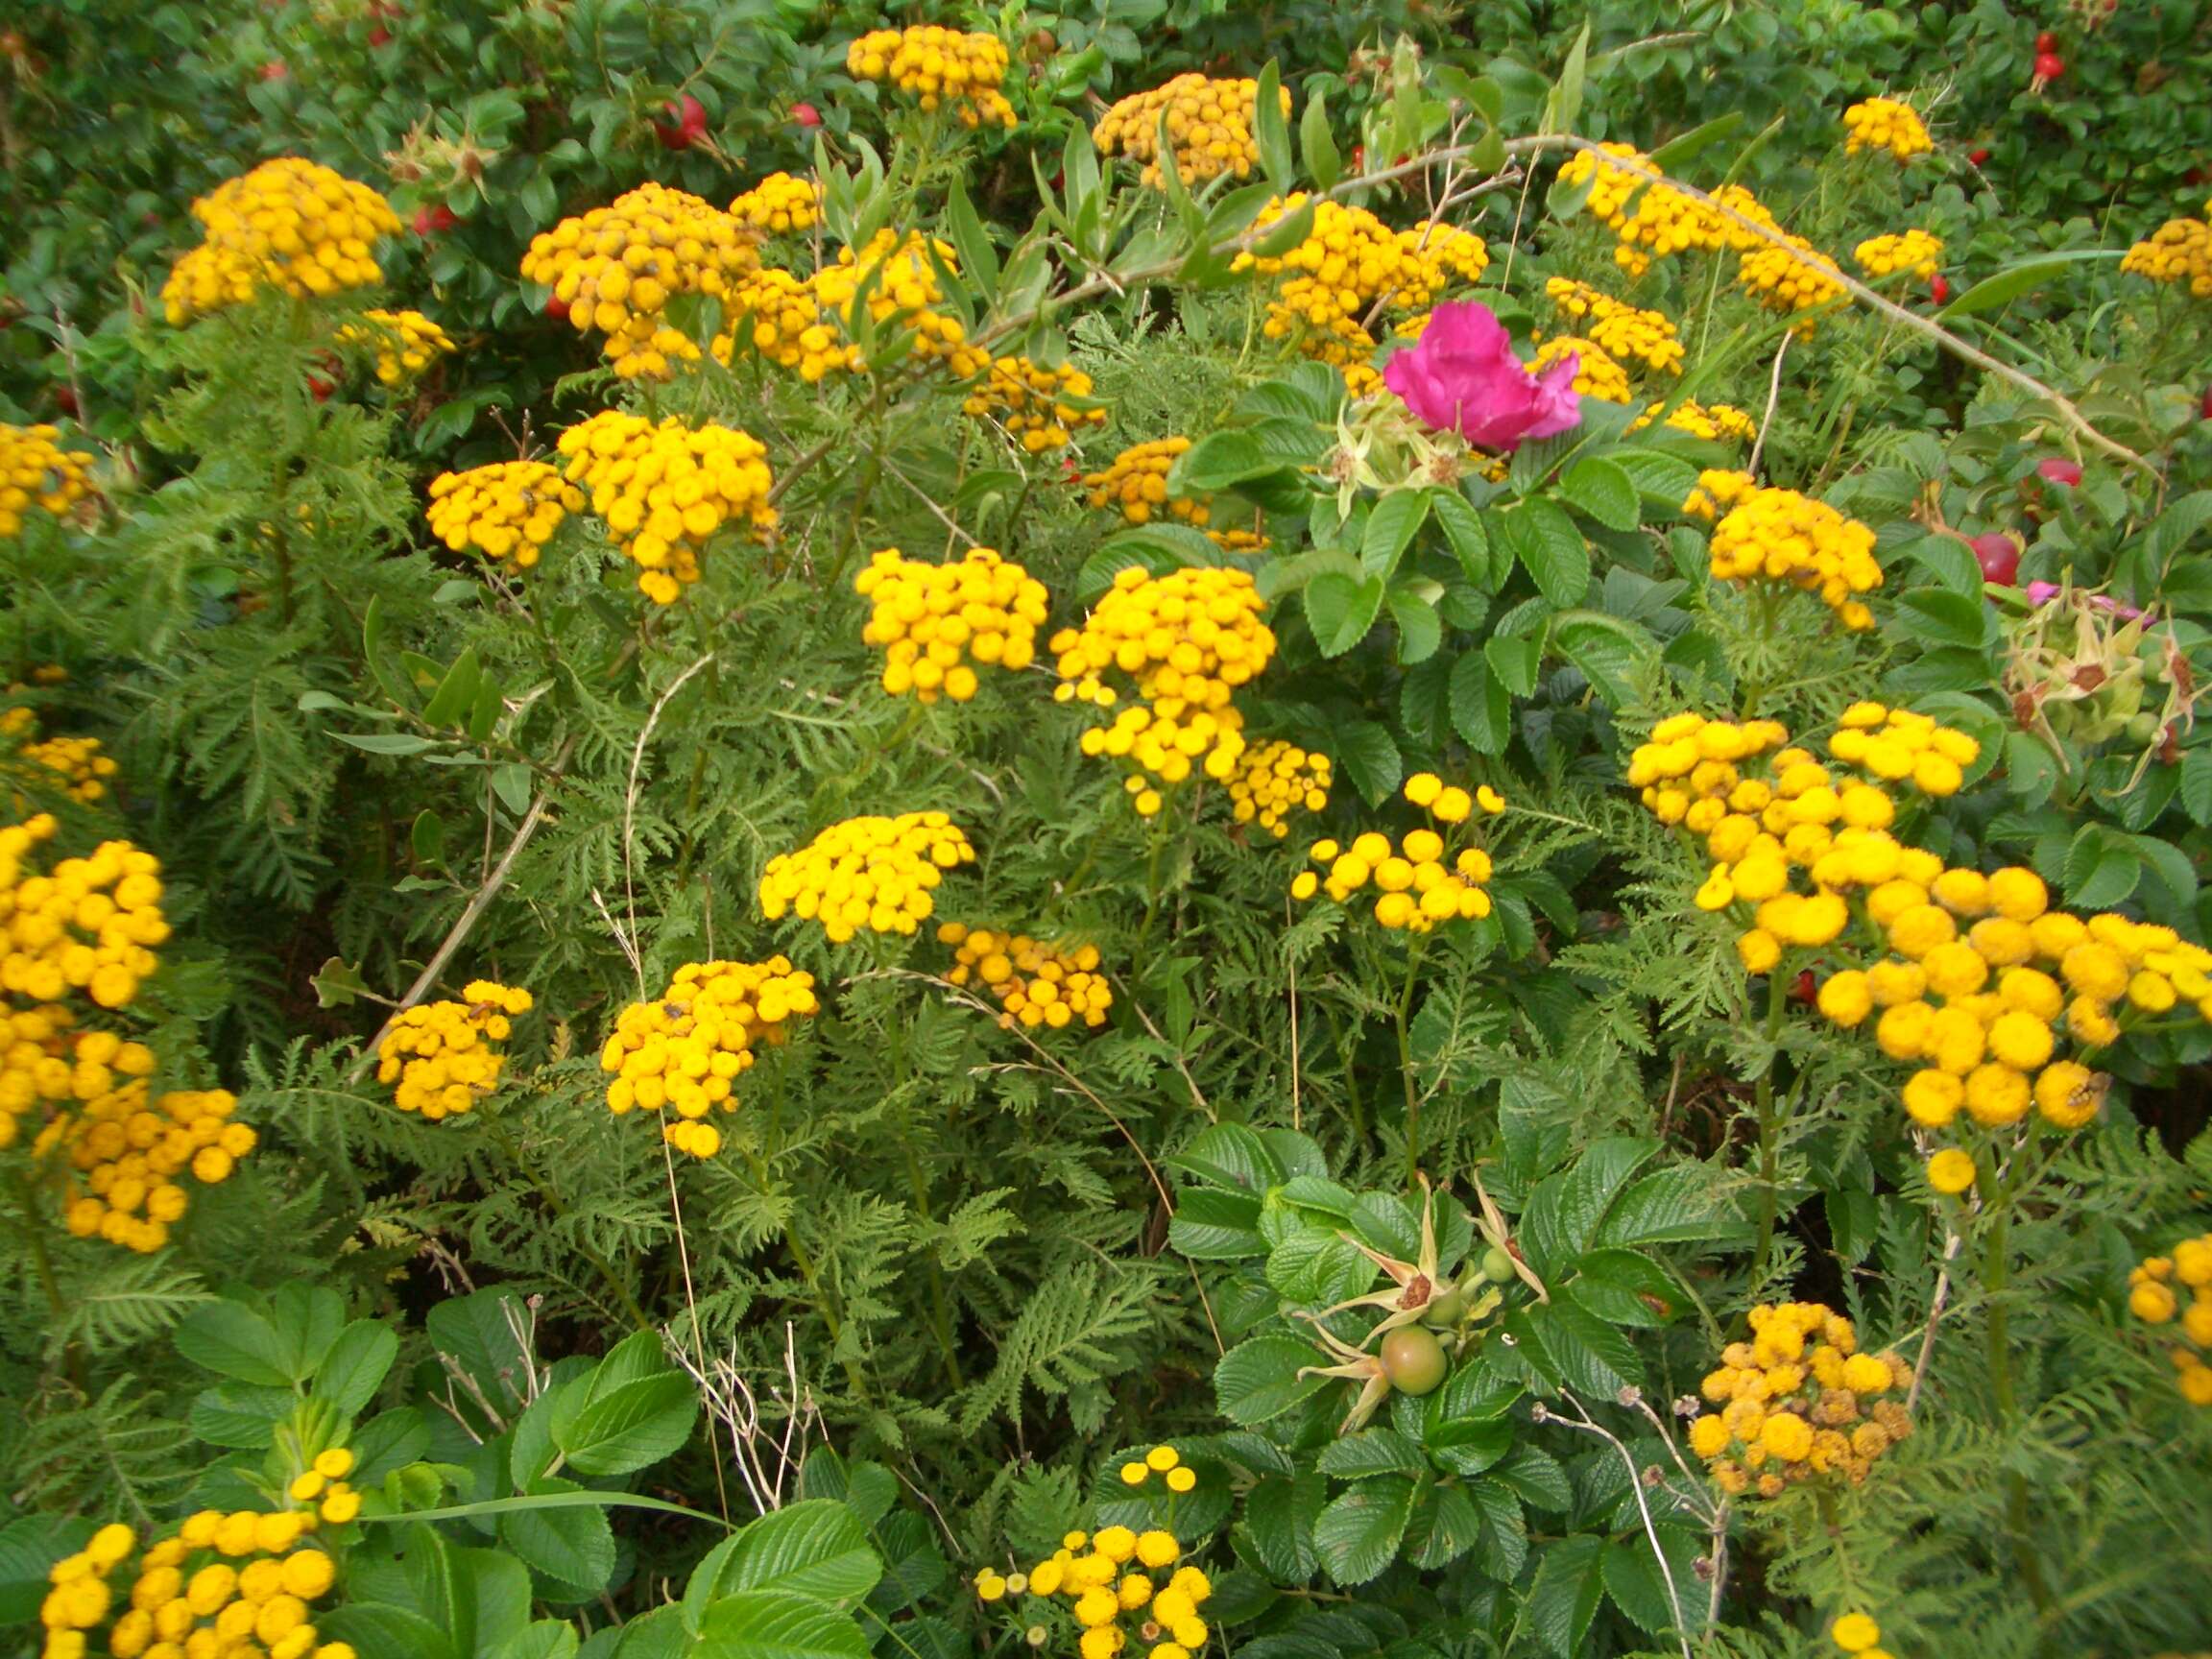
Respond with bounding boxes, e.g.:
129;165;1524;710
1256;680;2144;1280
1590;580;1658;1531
336;308;453;386
557;411;776;604
1737;235;1848;332
1;424;97;539
47;1065;249;1253
600;957;819;1158
1290;774;1503;931
1707;486;1882;630
717;230;989;384
963;355;1108;454
1842;97;1934;162
40;1450;364;1659
1624;707;2212;1184
1686;1302;1914;1496
1531;334;1631;403
1052;566;1276;815
375;980;532;1119
759;813;975;943
425;460;585;570
974;1519;1214;1659
855;546;1048;703
1226;739;1332;838
1234;199;1489;395
161;157;401;324
2127;1234;2212;1407
1542;277;1684;374
2120;216;2212;298
939;923;1113;1030
1087;438;1210;526
0;815;169;1010
1556;144;1778;276
730;172;822;236
846;26;1016;129
1093;74;1286;187
520;182;759;378
1853;230;1943;281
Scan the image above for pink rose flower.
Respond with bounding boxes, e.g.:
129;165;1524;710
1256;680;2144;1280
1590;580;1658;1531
1382;300;1582;451
2025;580;2144;621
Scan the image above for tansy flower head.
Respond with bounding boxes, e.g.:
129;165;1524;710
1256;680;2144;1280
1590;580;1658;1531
0;424;98;539
1842;96;1933;161
161;157;401;324
376;980;531;1119
847;27;1016;129
855;546;1048;703
759;813;974;944
557;411;776;604
1094;74;1287;187
426;461;585;571
600;957;819;1158
939;923;1113;1030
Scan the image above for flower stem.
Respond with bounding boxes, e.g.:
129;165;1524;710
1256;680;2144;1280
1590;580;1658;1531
1981;1194;2055;1611
1750;969;1788;1282
1396;939;1428;1184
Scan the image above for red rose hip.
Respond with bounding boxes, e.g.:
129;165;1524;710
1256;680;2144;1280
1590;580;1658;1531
1970;531;2022;587
655;92;707;150
791;101;821;129
2036;457;2082;488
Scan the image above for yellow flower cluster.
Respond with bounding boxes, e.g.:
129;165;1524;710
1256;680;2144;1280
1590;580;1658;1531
1556;145;1778;276
1831;1614;1896;1659
1638;401;1758;445
2127;1235;2212;1406
1686;1302;1914;1496
1226;739;1332;838
1;424;96;539
1289;774;1503;931
1235;200;1490;394
520;183;758;379
556;411;777;604
41;1453;363;1659
963;355;1108;454
1052;566;1276;815
1707;486;1882;630
719;230;989;384
1853;230;1943;281
161;157;401;325
846;26;1016;128
1627;708;2212;1183
939;923;1113;1030
759;814;975;944
375;980;532;1119
2120;216;2212;298
1737;235;1848;331
1682;467;1757;521
425;460;585;570
1086;438;1210;526
854;546;1048;703
13;732;119;805
1842;97;1934;161
47;1063;249;1253
336;308;454;386
1118;1442;1199;1492
975;1522;1213;1659
600;958;819;1158
0;816;169;1009
730;172;821;236
1093;74;1286;186
1542;278;1684;374
1531;335;1632;404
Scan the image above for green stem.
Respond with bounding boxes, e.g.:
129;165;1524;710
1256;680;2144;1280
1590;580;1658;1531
1395;939;1428;1184
744;1146;873;1404
1750;969;1788;1281
1981;1186;2055;1611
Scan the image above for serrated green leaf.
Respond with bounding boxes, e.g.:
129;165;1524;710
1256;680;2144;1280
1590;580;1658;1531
1311;1476;1416;1585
